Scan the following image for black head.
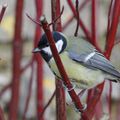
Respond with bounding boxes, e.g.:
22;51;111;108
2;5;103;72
33;31;67;62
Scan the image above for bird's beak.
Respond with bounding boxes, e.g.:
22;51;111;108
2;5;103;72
32;48;41;53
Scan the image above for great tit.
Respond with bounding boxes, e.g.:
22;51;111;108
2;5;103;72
33;31;120;89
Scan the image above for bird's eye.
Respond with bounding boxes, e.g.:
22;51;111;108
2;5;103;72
46;44;49;47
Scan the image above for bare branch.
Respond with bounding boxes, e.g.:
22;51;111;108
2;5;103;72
0;4;7;23
48;6;64;27
74;0;79;36
26;13;42;26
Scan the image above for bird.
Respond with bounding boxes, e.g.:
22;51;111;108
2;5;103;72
33;31;120;89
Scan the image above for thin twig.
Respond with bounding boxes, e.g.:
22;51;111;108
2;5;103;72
115;38;120;45
21;58;33;73
48;6;64;27
107;0;114;34
26;7;64;29
91;0;97;45
63;0;91;30
22;63;34;120
0;83;11;98
0;4;7;23
67;0;91;40
40;90;56;118
74;0;79;36
26;13;42;26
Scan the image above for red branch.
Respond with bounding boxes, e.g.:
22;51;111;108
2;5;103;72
91;0;97;45
0;4;7;23
22;63;34;120
107;0;114;34
26;13;41;26
40;16;89;120
51;0;66;119
9;0;24;119
0;107;5;120
40;90;56;118
105;0;120;118
34;0;44;119
86;0;120;119
49;6;64;27
20;58;33;73
105;0;120;58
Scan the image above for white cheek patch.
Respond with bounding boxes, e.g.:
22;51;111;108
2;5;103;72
42;47;52;55
42;39;63;55
56;39;63;53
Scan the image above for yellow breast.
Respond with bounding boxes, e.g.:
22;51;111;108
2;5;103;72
49;52;105;89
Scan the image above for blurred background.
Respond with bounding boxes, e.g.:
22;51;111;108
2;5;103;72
0;0;120;120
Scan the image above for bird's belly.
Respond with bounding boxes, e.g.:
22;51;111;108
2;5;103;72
49;53;104;89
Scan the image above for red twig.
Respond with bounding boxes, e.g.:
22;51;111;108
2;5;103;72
40;15;89;120
86;0;120;119
94;101;103;119
26;13;42;26
49;6;64;27
67;0;91;40
20;58;33;73
9;0;24;119
108;81;112;119
34;0;44;119
86;0;100;117
105;1;120;115
91;0;97;45
105;0;120;58
115;38;120;45
0;4;7;23
0;83;11;98
51;0;66;119
0;106;5;120
40;90;56;118
86;85;104;119
22;63;34;120
107;0;114;34
116;95;120;120
55;79;66;120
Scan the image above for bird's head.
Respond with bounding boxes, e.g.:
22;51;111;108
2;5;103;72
33;31;67;62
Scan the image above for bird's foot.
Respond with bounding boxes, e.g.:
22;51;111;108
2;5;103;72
67;84;76;91
74;103;87;112
67;101;87;112
61;81;76;91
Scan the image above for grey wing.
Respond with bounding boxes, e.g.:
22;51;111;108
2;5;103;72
68;50;120;78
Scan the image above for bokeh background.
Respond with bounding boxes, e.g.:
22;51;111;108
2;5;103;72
0;0;120;120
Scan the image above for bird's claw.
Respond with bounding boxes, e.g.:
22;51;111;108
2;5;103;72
61;81;76;91
67;101;87;113
74;103;87;112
